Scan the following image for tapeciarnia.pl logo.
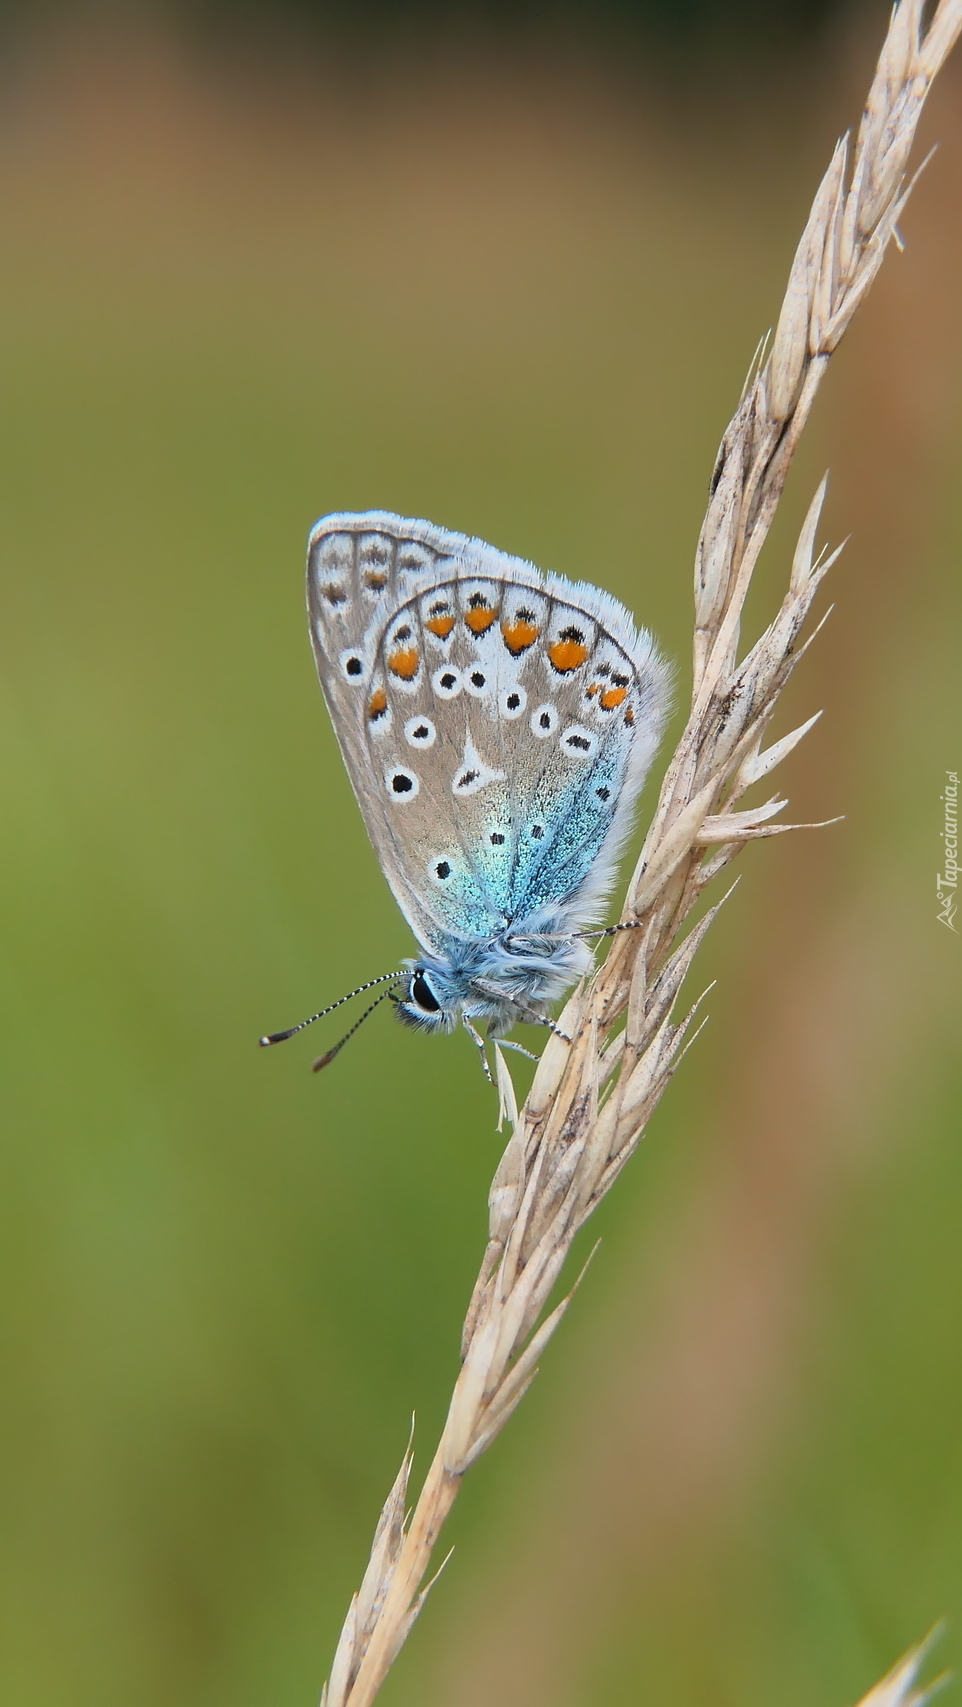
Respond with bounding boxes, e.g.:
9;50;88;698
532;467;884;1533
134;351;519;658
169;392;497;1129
937;769;959;932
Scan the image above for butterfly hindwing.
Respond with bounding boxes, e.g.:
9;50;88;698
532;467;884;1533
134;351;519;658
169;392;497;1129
307;512;669;955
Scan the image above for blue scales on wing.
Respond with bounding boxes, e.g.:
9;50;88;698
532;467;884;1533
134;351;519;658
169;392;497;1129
306;512;670;963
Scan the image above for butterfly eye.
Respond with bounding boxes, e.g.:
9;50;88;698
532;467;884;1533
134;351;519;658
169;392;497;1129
411;972;441;1013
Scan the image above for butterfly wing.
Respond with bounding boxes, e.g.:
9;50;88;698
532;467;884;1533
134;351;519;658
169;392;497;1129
307;512;670;955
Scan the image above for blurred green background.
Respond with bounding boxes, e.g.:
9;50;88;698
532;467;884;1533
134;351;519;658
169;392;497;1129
0;3;960;1704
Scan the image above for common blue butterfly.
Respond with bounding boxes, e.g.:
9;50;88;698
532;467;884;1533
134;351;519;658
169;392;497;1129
263;512;670;1070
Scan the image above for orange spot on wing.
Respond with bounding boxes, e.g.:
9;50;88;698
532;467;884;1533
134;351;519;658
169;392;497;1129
600;686;628;710
465;605;497;634
502;618;539;654
548;638;589;673
367;689;388;720
586;681;599;698
624;706;635;726
322;583;347;605
363;570;388;590
426;614;455;638
389;646;420;680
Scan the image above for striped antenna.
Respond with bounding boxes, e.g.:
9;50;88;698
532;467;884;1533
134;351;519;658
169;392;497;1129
259;971;408;1047
311;987;398;1072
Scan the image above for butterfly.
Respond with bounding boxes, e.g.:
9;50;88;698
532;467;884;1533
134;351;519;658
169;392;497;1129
262;511;670;1073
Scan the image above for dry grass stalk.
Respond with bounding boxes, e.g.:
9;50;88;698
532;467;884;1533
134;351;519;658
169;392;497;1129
853;1629;949;1707
320;5;962;1702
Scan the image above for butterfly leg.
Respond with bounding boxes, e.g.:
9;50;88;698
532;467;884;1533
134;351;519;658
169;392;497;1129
497;1038;539;1062
462;1016;494;1084
506;922;646;946
470;981;572;1045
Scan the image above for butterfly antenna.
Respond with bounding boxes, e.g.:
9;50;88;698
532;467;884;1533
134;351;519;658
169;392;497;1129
576;920;646;941
311;987;397;1072
259;971;408;1047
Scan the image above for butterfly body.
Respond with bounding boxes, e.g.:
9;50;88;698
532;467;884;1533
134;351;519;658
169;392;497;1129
393;927;595;1037
307;512;670;1042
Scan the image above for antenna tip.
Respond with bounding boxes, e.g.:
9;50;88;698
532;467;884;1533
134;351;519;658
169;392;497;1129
260;1029;294;1046
311;1050;336;1072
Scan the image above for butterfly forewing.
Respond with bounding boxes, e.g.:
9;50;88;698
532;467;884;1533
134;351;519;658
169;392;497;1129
307;512;669;954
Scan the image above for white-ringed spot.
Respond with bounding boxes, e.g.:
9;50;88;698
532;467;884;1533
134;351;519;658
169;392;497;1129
499;685;527;719
339;646;367;682
404;715;437;749
531;703;559;738
432;665;463;699
561;725;597;759
386;766;420;801
464;665;491;698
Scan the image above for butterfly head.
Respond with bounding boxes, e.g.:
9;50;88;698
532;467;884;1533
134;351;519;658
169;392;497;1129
394;964;462;1033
